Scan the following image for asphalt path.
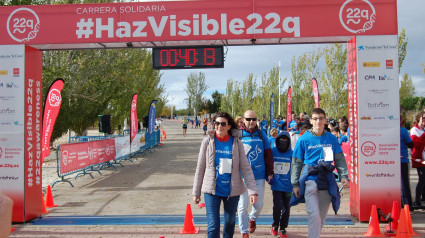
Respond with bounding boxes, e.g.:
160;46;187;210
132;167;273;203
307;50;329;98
9;119;425;237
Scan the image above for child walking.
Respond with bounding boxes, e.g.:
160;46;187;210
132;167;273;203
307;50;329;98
269;131;293;238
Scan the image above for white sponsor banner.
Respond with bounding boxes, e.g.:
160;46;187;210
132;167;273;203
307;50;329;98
0;45;25;194
355;35;400;220
114;135;130;159
130;132;146;153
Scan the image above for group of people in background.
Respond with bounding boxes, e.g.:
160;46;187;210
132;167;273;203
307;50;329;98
193;108;349;238
401;111;425;211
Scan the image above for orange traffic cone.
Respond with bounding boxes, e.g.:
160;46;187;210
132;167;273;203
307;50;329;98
45;185;58;208
11;228;16;232
41;194;50;214
404;205;418;236
160;135;163;142
364;205;385;237
396;208;410;238
179;204;199;234
386;201;400;236
162;130;167;139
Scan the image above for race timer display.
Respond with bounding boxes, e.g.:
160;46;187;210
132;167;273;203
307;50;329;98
152;46;224;69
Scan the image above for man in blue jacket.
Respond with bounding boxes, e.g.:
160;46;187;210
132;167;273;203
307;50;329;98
290;108;349;238
238;110;274;237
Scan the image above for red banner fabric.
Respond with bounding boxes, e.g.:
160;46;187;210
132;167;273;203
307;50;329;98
346;36;359;219
23;46;43;221
0;0;397;47
41;79;64;162
130;94;138;144
312;78;319;108
60;139;115;175
286;87;291;131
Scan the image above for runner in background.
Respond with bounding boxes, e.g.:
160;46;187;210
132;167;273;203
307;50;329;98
235;116;244;129
269;128;279;148
260;114;268;135
182;116;188;137
203;118;208;135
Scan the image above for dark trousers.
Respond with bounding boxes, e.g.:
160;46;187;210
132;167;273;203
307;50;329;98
401;163;413;207
272;190;291;231
415;167;425;204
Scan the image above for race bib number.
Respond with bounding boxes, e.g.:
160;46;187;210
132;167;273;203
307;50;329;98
274;162;290;175
219;158;232;174
323;147;334;162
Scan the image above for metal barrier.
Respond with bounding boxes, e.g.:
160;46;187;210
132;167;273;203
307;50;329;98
52;129;162;187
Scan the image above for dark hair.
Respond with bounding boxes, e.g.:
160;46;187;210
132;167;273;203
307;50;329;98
331;126;340;133
339;116;348;125
340;124;348;132
311;108;326;117
415;111;425;124
213;112;237;131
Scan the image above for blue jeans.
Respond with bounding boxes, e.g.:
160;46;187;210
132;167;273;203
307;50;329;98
204;193;240;238
238;179;265;234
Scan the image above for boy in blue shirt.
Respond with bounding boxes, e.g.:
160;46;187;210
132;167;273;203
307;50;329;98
290;108;349;238
269;131;293;238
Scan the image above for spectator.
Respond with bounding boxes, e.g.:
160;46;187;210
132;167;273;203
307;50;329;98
400;115;414;208
193;112;258;238
409;111;425;208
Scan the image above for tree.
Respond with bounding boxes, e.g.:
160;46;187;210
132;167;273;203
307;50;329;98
398;28;408;72
209;90;222;113
43;48;165;139
319;44;348;118
400;73;416;100
185;72;208;116
288;51;319;115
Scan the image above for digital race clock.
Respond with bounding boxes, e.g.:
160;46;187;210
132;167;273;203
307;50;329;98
152;46;224;70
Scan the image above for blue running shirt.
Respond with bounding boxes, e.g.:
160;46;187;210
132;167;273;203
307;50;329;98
214;135;234;196
240;130;270;180
271;147;293;192
293;131;342;181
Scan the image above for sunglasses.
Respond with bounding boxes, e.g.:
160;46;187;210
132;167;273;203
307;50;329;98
245;118;257;121
214;121;228;126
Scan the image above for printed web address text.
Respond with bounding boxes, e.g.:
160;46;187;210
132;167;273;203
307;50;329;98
364;160;395;165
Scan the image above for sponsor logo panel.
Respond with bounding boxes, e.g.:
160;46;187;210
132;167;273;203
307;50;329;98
362;62;380;67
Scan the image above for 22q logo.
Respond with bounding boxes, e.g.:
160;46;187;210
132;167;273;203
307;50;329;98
339;0;376;34
48;89;62;107
7;8;40;42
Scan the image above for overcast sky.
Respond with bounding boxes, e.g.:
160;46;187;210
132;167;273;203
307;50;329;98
159;0;425;110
